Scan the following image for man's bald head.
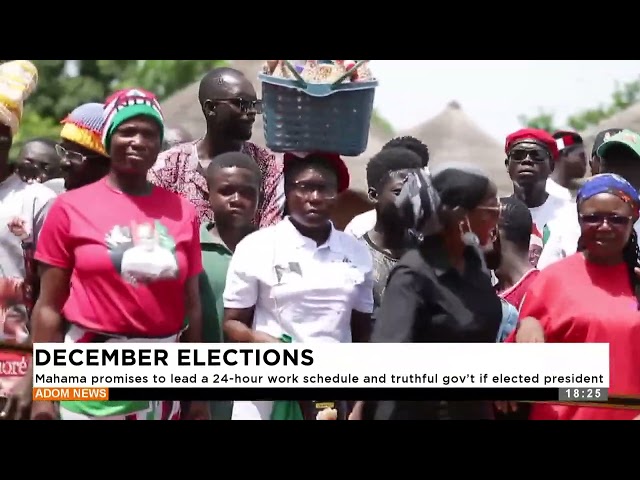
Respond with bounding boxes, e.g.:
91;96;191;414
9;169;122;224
198;67;252;106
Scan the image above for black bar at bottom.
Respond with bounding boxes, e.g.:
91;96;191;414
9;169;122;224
107;387;558;402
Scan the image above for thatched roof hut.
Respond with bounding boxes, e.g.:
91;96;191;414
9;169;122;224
401;101;511;194
580;102;640;154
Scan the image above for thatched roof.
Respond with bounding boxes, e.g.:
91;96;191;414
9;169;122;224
580;102;640;154
160;60;391;177
401;101;511;194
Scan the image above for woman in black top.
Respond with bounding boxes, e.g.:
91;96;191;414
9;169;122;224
365;163;503;420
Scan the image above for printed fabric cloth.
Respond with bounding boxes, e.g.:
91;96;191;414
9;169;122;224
148;141;284;228
58;323;181;419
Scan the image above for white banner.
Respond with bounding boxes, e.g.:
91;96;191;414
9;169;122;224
31;343;609;389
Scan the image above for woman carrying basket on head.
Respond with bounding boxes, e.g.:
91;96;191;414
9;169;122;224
223;152;374;420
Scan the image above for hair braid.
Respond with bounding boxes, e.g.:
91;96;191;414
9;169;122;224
622;229;640;309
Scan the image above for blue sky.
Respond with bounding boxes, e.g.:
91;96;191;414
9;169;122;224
372;60;640;141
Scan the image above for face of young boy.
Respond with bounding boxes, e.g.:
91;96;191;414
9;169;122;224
208;167;260;228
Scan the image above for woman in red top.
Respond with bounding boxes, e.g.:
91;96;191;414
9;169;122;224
30;89;207;421
511;173;640;420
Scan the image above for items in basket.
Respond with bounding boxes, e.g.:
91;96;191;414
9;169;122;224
263;60;373;83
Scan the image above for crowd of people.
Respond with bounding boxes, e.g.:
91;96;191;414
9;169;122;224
0;60;638;420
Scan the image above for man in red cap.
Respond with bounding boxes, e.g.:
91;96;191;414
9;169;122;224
504;128;572;266
548;131;587;201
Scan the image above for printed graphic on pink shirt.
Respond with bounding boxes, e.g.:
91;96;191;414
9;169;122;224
105;220;179;285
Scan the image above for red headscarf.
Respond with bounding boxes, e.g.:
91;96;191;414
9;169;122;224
505;128;559;161
283;152;350;193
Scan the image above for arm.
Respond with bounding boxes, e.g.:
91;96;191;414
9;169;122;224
222;236;279;343
181;213;204;343
351;261;374;342
31;266;71;343
370;265;423;343
182;275;202;343
199;272;221;343
363;265;426;420
32;197;73;343
504;275;553;343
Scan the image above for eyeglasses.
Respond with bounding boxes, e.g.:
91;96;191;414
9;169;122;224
476;203;504;217
289;181;338;199
509;149;550;163
55;144;98;165
214;98;263;114
579;213;633;227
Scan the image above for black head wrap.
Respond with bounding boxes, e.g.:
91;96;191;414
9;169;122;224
395;162;493;271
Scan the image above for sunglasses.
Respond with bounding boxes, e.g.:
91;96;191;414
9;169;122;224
579;213;633;227
214;98;263;114
509;149;549;163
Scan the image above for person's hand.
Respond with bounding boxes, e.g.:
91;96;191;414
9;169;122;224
182;400;210;420
515;317;545;343
251;331;281;343
0;374;33;420
7;217;28;240
495;401;518;414
30;401;58;420
348;401;364;420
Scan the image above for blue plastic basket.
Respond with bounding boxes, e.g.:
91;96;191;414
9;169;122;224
259;62;378;156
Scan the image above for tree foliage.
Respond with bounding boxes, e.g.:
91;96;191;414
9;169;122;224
10;60;226;158
519;77;640;133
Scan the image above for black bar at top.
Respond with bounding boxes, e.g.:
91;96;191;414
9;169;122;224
107;387;558;402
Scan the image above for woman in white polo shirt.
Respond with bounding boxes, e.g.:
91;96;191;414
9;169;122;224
223;152;374;420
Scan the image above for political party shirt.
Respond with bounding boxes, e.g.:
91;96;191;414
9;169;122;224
0;173;55;398
35;177;203;338
518;194;569;267
514;253;640;420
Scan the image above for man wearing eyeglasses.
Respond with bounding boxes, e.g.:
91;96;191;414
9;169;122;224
504;128;570;267
149;67;284;229
538;128;640;269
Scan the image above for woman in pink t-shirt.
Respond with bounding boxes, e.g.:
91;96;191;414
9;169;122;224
30;89;207;421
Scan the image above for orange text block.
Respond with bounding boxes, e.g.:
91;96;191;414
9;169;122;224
32;387;109;401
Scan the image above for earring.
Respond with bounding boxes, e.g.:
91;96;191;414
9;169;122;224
459;219;479;246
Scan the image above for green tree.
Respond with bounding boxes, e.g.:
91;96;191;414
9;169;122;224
518;108;559;132
518;77;640;133
567;78;640;131
10;60;226;158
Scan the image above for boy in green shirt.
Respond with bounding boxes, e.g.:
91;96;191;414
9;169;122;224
200;151;262;419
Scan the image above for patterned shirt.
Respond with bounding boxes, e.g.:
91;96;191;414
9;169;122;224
148;141;284;228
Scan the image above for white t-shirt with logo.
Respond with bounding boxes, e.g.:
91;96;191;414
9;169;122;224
527;195;571;266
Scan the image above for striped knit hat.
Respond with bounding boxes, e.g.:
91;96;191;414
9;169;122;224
60;102;108;156
101;88;164;152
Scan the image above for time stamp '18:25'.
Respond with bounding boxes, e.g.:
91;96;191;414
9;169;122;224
558;388;609;401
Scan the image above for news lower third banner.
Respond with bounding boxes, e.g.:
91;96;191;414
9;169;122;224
31;343;609;402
